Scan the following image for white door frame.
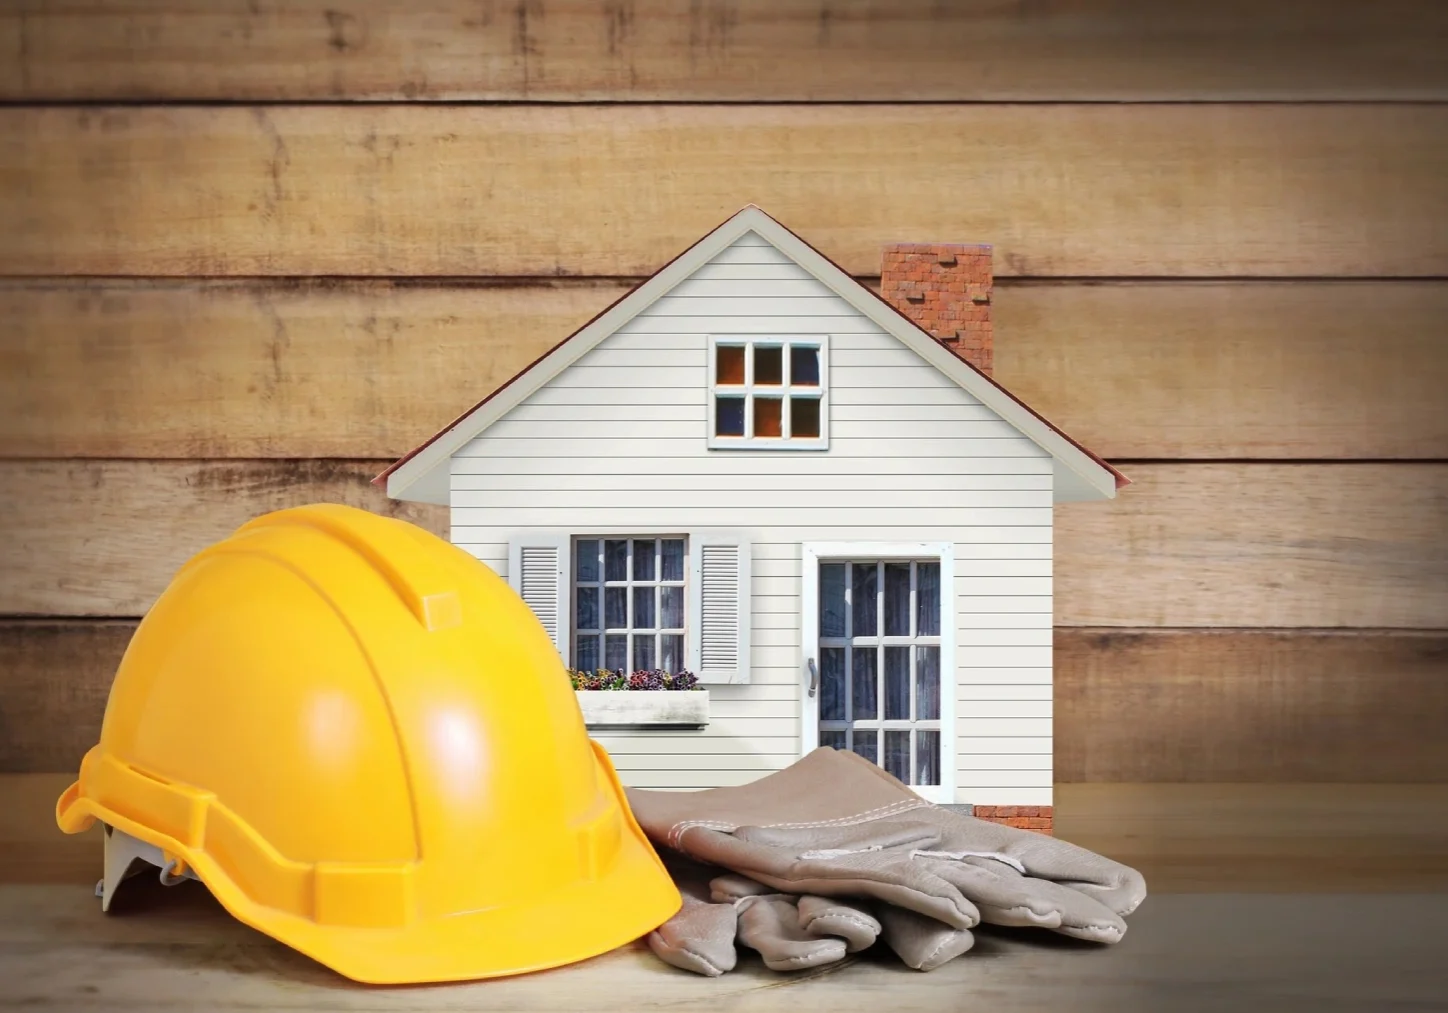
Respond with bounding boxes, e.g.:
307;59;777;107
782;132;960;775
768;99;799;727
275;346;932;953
800;541;956;804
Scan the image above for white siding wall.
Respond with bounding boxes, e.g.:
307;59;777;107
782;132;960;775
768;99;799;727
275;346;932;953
451;233;1053;803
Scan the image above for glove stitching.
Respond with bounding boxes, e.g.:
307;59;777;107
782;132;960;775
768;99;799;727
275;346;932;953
919;931;959;968
801;911;878;935
667;799;932;849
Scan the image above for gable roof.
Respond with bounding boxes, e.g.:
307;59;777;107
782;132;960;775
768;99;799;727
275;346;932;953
375;205;1129;506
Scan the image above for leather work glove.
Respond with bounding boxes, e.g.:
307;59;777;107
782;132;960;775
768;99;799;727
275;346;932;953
626;748;1147;945
647;854;973;975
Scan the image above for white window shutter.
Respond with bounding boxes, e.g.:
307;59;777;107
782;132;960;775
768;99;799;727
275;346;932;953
507;533;571;663
687;532;751;684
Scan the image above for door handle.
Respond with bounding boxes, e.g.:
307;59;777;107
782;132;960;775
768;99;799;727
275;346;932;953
806;656;818;697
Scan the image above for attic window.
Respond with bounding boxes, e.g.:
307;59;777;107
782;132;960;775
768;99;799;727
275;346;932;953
708;336;829;450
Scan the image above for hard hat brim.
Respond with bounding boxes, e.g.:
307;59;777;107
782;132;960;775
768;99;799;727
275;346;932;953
58;744;683;985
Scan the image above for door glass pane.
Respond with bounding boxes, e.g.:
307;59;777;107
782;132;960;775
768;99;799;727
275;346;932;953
605;587;627;628
604;539;629;581
851;647;878;720
754;345;783;385
633;634;655;672
576;635;599;672
660;634;684;675
819;729;846;750
661;539;685;581
915;730;941;786
884;562;911;636
884;730;910;783
915;645;941;721
916;561;941;636
604;635;627;671
851;729;878;764
632;586;655;629
575;586;598;630
884;646;910;720
820;647;846;721
575;540;599;581
633;539;655;580
659;585;684;628
819;563;846;637
852;563;878;637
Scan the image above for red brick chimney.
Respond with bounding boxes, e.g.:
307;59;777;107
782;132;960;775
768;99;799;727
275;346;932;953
879;244;993;376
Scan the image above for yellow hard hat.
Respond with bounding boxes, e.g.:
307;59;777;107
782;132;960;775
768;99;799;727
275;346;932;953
56;503;681;984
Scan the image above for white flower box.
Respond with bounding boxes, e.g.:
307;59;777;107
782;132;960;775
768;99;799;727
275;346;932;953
576;690;710;730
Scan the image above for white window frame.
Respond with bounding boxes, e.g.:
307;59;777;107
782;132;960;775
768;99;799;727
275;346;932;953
706;334;830;451
570;535;689;674
800;542;957;805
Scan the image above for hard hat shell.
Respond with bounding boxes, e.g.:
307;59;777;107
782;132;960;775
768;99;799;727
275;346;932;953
56;503;681;984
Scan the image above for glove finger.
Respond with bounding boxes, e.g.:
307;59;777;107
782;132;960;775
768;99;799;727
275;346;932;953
647;898;741;976
737;895;849;972
930;858;1129;943
709;872;775;902
947;821;1148;918
876;904;975;971
795;894;881;952
682;825;982;932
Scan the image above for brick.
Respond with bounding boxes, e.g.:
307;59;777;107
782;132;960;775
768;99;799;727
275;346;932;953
879;242;993;376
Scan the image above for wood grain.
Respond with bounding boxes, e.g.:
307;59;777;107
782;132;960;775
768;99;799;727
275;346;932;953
6;621;1444;781
3;460;1443;627
3;105;1445;278
4;1;1446;102
4;279;1446;460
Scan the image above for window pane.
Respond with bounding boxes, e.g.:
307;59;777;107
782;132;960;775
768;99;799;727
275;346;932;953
575;540;599;581
820;729;847;751
820;647;846;721
753;396;782;437
661;539;685;581
632;539;655;581
716;343;745;384
790;345;820;386
916;561;941;636
659;585;684;628
884;646;910;720
716;396;745;436
915;646;941;721
852;563;878;637
851;647;878;720
819;562;846;638
604;539;628;581
884;562;911;636
884;730;910;783
915;730;941;786
790;396;820;438
632;586;655;629
576;635;599;672
604;635;627;672
660;634;684;675
754;344;783;385
633;634;655;672
605;587;628;628
851;729;878;765
575;586;598;630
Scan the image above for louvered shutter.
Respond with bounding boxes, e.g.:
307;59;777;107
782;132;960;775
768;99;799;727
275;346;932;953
507;533;571;662
686;532;752;684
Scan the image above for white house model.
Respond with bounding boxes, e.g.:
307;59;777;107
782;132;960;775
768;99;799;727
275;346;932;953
377;206;1126;827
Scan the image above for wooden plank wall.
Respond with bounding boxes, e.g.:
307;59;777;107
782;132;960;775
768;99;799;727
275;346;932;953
1;1;1446;781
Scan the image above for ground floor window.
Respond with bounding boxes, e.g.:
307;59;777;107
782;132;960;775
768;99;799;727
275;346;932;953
572;536;687;674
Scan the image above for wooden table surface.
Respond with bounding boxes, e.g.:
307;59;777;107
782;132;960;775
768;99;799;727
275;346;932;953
3;775;1447;1012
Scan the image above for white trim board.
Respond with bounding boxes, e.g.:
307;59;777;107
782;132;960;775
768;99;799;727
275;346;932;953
383;205;1120;506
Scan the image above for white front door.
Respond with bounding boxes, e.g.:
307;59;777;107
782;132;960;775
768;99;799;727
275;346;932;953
801;543;956;804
